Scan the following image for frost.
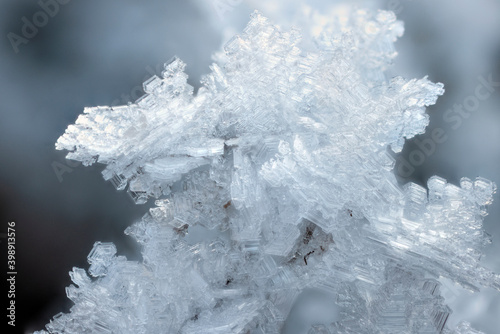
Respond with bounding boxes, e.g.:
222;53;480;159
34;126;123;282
38;8;498;334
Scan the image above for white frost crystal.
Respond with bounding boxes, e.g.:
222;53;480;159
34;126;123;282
40;8;499;334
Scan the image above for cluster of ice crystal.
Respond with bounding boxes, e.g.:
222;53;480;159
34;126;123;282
41;8;499;334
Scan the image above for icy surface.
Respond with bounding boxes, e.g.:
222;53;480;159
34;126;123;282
39;8;499;334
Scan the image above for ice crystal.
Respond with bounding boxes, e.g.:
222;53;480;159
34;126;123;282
39;8;498;334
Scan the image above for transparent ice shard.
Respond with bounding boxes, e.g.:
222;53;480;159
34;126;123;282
87;242;117;277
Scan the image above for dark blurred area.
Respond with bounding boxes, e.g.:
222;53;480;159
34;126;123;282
0;0;499;333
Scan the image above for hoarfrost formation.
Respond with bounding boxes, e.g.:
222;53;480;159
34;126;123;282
39;8;498;334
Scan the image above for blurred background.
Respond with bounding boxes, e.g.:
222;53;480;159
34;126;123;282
0;0;499;333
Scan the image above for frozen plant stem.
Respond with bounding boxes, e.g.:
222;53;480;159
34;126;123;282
39;8;498;334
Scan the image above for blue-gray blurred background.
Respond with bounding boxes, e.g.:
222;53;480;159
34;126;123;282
0;0;499;333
